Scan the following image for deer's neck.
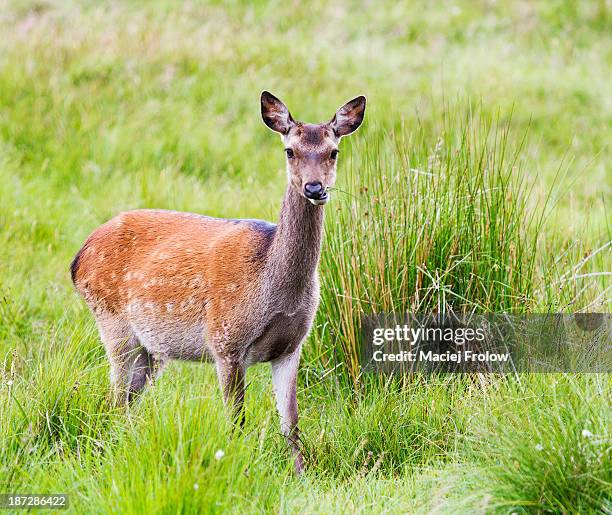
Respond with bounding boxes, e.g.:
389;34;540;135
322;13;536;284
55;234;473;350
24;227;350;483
264;185;324;301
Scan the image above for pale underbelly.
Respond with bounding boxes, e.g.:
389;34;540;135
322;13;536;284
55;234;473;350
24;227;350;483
130;318;212;362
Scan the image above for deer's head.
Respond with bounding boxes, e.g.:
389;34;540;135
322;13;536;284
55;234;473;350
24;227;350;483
261;91;366;205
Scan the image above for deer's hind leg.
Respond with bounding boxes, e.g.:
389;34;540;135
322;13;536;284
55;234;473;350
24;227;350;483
95;311;160;405
128;345;165;402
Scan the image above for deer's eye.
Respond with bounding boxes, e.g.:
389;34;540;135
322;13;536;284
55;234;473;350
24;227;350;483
285;148;295;158
330;149;339;160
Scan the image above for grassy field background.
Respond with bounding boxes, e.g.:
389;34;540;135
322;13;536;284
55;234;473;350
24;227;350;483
0;0;610;513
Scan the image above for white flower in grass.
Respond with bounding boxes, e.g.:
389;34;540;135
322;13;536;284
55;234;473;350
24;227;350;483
535;444;544;451
6;380;13;386
582;429;593;438
193;483;199;491
214;449;225;461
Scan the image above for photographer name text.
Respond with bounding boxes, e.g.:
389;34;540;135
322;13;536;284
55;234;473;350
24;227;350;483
371;349;510;363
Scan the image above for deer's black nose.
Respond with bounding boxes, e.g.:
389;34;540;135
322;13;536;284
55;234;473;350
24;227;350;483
304;182;325;200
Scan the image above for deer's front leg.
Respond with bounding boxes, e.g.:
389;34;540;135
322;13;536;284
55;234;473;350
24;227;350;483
216;359;246;428
271;344;304;473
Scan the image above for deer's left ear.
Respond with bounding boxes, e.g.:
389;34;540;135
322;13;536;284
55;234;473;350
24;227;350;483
330;96;366;137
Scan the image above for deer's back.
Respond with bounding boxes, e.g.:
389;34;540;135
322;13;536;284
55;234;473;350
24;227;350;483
72;209;275;332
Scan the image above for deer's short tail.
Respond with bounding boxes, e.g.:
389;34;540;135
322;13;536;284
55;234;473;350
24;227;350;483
70;245;85;285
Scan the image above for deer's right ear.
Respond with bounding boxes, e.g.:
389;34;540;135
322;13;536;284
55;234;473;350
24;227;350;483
261;91;295;135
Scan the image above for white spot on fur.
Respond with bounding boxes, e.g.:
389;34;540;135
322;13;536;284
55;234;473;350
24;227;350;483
189;275;203;288
127;301;140;314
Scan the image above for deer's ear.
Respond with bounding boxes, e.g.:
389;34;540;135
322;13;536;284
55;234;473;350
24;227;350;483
330;96;366;137
261;91;295;135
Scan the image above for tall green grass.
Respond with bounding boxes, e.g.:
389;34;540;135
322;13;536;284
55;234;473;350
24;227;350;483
314;108;539;384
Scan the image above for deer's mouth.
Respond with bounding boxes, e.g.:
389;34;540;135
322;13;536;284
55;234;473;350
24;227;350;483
308;191;329;205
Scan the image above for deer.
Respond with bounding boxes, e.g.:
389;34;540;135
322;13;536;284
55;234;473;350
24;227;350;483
70;91;366;473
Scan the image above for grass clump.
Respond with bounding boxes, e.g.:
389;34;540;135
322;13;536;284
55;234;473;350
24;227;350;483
463;375;611;513
302;375;470;478
315;108;539;384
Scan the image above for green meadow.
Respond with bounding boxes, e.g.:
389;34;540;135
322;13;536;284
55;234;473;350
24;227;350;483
0;1;610;512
